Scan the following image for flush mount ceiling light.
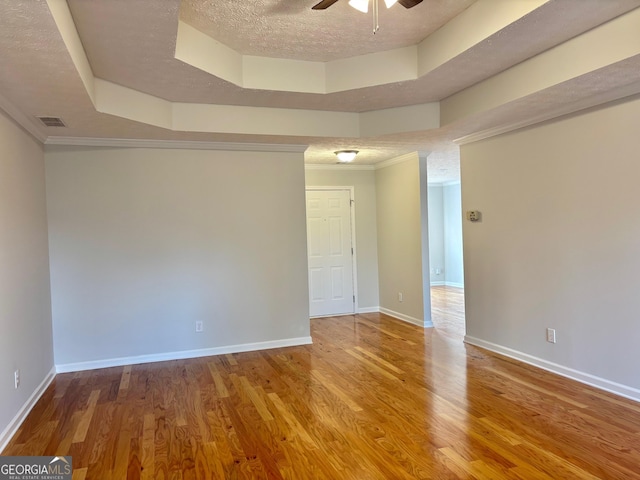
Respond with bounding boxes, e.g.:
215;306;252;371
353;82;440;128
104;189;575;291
312;0;423;33
335;150;359;163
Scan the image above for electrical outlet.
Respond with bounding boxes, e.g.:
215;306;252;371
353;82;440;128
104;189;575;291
398;292;403;302
195;321;203;333
546;328;556;344
14;369;20;389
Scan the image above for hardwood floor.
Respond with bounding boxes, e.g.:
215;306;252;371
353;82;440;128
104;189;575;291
4;287;640;479
430;285;466;338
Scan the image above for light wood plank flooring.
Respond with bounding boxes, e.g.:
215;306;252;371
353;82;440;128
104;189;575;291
4;287;640;479
430;285;466;338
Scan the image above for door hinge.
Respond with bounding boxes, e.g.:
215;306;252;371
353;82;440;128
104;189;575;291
351;247;354;255
353;295;356;303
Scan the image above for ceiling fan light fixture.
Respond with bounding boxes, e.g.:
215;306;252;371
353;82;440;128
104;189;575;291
384;0;398;8
335;150;359;163
348;0;369;13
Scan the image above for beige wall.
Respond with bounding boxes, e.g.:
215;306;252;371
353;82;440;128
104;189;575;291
461;95;640;397
46;146;310;369
304;168;380;310
375;155;431;326
0;110;54;448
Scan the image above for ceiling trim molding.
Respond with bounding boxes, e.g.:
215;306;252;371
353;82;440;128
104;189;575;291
374;152;418;170
304;164;375;171
454;120;541;146
0;93;46;143
44;136;308;153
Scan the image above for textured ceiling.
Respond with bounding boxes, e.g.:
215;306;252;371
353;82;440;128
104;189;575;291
65;0;639;112
179;0;475;62
0;0;639;183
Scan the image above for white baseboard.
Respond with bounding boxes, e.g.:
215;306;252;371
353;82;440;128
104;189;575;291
311;307;380;316
0;366;56;454
56;336;313;373
464;336;640;403
380;307;433;328
357;306;380;314
430;282;465;288
430;281;464;288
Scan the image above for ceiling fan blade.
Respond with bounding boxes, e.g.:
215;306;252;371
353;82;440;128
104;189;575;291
398;0;423;8
312;0;340;9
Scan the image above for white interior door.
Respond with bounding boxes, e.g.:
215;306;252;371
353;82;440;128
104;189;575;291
306;189;355;317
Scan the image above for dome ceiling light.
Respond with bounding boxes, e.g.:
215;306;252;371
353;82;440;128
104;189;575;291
335;150;359;163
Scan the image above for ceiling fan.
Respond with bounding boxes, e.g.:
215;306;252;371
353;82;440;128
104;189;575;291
312;0;424;33
312;0;423;10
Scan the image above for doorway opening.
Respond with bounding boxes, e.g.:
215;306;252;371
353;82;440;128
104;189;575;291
427;181;466;338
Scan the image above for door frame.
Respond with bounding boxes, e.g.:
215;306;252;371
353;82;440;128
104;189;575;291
305;186;359;316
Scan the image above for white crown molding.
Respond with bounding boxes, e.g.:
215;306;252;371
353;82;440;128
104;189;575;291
465;336;640;403
44;136;308;153
374;152;419;170
0;94;46;143
305;164;375;171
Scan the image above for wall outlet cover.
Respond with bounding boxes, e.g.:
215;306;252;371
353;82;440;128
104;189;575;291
546;328;556;343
